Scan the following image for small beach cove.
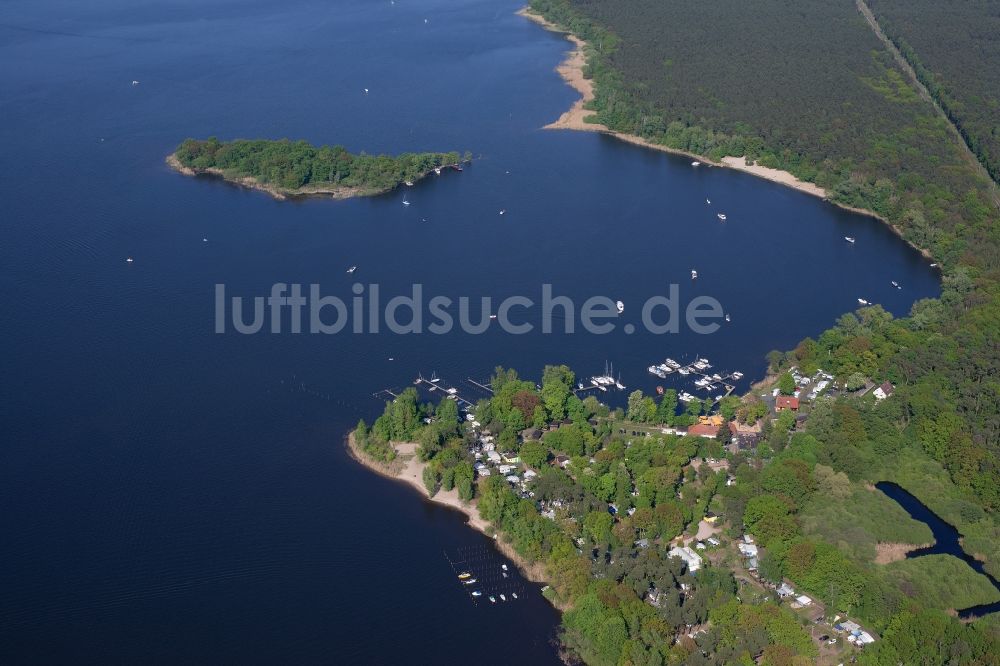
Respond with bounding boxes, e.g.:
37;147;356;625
346;432;553;589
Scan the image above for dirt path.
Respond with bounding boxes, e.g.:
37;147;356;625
855;0;999;197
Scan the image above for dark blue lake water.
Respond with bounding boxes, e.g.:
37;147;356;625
0;0;940;662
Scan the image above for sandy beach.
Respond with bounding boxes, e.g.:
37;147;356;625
346;433;491;532
518;7;828;201
874;540;932;564
346;432;554;586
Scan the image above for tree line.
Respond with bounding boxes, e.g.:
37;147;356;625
174;137;466;193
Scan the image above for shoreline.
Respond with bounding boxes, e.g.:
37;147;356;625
518;8;826;200
874;541;934;565
166;152;428;202
519;7;937;261
344;432;552;587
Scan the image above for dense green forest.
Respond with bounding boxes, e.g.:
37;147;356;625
866;0;1000;183
173;138;465;194
529;0;999;270
356;364;1000;664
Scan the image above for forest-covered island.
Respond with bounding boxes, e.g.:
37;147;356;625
168;138;469;200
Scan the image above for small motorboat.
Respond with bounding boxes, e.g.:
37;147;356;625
717;213;726;221
616;300;624;314
499;209;506;215
346;266;357;274
131;80;140;86
458;572;472;579
125;257;134;263
511;592;518;599
857;298;869;305
405;180;414;187
891;281;900;289
489;314;497;320
402;198;410;206
691;161;701;167
500;594;507;602
656;386;664;395
501;564;508;571
489;596;496;603
502;571;509;578
463;579;477;585
706;199;711;204
691;269;698;279
363;88;369;94
725;313;731;322
845;236;856;243
471;590;482;597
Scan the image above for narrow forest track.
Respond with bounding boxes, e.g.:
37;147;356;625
856;0;1000;202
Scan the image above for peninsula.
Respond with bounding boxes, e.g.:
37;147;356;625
352;361;1000;664
168;138;468;200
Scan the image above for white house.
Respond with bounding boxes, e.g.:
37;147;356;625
873;381;895;401
668;546;703;573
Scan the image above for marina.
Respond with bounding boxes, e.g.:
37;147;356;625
646;356;740;403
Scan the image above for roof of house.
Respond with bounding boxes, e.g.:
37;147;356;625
775;395;800;409
878;381;894;395
687;423;720;437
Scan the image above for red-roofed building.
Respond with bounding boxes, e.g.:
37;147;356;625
687;423;720;438
775;395;799;412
